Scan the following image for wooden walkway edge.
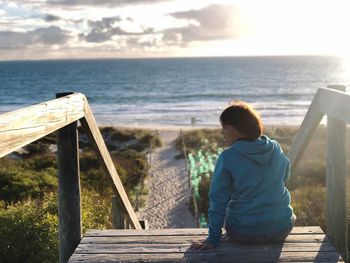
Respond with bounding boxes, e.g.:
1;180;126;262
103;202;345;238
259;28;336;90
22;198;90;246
69;226;344;262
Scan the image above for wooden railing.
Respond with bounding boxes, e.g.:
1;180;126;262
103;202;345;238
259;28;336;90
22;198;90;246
0;92;142;263
1;86;350;262
287;85;349;262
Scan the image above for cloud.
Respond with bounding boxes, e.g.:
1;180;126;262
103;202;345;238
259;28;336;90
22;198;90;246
45;0;168;7
81;16;154;43
163;4;248;43
88;16;123;29
79;4;246;47
45;14;61;22
0;26;71;49
0;1;253;60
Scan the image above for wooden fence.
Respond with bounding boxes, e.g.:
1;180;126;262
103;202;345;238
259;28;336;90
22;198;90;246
1;85;350;262
0;92;142;263
287;85;349;262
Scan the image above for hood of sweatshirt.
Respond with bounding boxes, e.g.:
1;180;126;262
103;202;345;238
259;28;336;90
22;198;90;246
231;135;279;166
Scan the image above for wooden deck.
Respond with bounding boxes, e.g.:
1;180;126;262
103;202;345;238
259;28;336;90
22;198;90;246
69;226;344;262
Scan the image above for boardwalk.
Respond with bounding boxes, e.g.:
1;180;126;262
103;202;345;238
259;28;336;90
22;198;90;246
137;130;196;229
1;88;349;262
69;226;344;262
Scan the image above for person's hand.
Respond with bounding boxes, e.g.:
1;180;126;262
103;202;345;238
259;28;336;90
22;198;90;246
190;240;214;250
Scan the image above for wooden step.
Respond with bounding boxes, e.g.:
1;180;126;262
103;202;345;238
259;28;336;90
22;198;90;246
69;226;344;262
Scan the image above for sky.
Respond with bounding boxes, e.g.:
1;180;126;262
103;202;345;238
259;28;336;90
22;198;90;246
0;0;350;61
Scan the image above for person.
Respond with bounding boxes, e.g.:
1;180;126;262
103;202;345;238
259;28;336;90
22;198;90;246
190;101;295;250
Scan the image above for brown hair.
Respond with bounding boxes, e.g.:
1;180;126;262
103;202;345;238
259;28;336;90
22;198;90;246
220;101;263;141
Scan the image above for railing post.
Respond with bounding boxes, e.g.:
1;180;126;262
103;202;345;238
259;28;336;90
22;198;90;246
56;92;82;263
326;85;349;262
112;195;126;229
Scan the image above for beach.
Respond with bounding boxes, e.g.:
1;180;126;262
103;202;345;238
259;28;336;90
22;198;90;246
1;56;349;262
136;130;197;228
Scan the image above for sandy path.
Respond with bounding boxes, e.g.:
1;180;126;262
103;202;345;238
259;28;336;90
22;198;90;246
137;130;197;229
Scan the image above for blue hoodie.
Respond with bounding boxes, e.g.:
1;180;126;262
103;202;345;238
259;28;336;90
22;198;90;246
206;135;293;247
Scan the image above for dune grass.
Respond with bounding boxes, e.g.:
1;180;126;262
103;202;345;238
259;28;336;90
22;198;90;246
0;126;161;263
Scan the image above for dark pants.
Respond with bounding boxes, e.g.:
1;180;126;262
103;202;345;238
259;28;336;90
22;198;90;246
224;219;293;244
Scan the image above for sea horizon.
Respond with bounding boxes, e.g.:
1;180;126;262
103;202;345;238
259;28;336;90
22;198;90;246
0;54;341;63
0;55;349;127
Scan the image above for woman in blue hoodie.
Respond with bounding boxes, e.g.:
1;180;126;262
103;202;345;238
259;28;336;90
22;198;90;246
190;101;294;250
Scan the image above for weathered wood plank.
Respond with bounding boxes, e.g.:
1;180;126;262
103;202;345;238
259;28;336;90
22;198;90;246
56;94;82;263
326;86;348;262
75;241;337;250
80;235;328;245
74;242;338;253
0;93;85;157
79;234;328;245
70;227;344;262
85;228;208;237
318;86;350;123
287;88;323;178
84;226;324;237
79;101;142;230
69;251;344;263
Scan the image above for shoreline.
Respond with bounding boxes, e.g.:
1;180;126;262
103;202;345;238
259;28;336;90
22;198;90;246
95;123;303;131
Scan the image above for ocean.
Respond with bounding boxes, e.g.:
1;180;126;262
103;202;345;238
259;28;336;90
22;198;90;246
0;56;349;127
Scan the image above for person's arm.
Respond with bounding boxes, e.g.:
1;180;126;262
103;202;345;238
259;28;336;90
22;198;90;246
206;153;232;247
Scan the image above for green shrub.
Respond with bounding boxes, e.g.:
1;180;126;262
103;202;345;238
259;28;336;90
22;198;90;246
108;128;136;142
0;167;57;203
81;189;113;231
0;154;57;203
0;198;59;263
79;151;102;171
175;129;223;158
81;167;109;190
23;154;57;171
0;126;155;261
0;189;113;263
131;133;162;151
79;149;145;200
112;150;148;189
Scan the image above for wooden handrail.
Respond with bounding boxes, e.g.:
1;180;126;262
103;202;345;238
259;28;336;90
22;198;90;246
287;89;323;173
0;93;142;262
318;87;350;123
0;93;85;158
287;85;349;262
1;87;349;261
80;99;142;230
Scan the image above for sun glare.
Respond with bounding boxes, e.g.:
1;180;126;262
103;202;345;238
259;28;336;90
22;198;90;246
339;55;350;83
